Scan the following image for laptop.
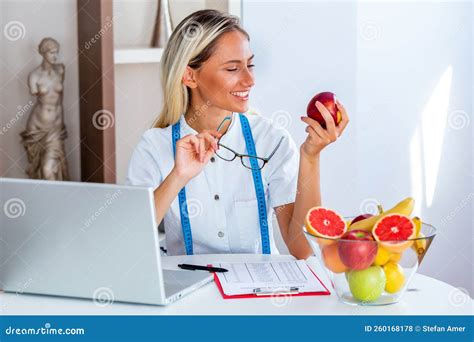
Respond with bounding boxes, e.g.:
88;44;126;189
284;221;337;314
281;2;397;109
0;177;213;306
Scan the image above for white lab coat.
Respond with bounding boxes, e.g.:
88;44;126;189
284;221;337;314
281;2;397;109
125;112;299;255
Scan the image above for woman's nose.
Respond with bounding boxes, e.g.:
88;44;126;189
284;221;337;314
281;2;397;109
241;67;255;88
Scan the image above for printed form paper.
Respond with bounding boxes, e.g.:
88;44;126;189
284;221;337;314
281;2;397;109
212;260;328;296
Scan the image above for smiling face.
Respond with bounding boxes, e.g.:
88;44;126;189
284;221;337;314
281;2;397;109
185;30;255;114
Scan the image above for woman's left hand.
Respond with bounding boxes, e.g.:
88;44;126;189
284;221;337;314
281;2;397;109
299;99;349;160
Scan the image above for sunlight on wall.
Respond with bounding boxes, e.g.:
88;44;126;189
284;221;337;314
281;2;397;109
417;65;453;208
410;128;423;215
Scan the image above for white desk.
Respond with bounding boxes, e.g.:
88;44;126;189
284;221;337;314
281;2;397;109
1;254;472;315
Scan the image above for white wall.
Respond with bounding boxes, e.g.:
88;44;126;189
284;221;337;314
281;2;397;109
244;0;472;295
0;0;81;181
356;1;472;297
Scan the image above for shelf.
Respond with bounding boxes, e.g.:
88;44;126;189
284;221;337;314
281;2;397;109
114;47;164;65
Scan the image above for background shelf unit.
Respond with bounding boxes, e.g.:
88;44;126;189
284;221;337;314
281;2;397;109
114;47;164;64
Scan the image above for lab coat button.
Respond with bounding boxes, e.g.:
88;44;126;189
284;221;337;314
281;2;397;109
210;157;215;163
214;194;220;200
218;231;225;238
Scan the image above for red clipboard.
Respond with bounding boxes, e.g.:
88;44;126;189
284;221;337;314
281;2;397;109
210;263;331;299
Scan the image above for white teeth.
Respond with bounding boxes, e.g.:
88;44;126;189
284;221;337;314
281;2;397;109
231;91;249;98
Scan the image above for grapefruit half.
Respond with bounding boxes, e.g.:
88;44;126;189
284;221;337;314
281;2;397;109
372;214;415;253
305;207;347;244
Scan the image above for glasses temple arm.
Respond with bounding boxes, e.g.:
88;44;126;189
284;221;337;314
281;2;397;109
216;116;232;132
267;136;285;160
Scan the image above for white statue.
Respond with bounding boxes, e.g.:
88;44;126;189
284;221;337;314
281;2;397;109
21;37;69;180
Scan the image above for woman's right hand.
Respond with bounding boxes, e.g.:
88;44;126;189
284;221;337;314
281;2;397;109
172;130;222;182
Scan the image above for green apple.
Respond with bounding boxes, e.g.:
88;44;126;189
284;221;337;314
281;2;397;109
346;266;386;302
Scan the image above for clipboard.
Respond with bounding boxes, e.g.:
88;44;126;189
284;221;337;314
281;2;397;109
210;262;331;299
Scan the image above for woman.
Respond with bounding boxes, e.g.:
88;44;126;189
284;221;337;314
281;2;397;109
126;9;349;259
21;37;69;181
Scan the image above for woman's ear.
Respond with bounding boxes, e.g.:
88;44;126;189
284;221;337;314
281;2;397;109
182;66;198;89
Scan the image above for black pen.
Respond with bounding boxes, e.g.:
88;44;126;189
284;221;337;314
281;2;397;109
178;263;228;273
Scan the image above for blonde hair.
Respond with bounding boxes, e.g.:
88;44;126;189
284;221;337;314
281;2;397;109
152;9;249;129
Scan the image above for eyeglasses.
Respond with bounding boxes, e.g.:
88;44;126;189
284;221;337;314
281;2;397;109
215;116;284;170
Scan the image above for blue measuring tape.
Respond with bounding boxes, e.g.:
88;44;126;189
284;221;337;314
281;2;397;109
171;123;193;255
171;114;271;255
238;114;271;254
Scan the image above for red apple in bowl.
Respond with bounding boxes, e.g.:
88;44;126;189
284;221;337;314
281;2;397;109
306;91;342;129
338;230;378;270
350;213;374;226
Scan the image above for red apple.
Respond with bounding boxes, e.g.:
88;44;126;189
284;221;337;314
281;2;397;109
306;91;342;129
338;230;378;270
350;213;374;226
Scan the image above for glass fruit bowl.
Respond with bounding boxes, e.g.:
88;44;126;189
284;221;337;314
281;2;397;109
304;217;436;306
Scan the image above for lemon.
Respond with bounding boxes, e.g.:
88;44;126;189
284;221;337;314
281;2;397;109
373;246;390;266
383;262;405;293
389;252;402;263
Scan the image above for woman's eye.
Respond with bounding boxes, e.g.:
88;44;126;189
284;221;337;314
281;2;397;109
226;65;255;72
